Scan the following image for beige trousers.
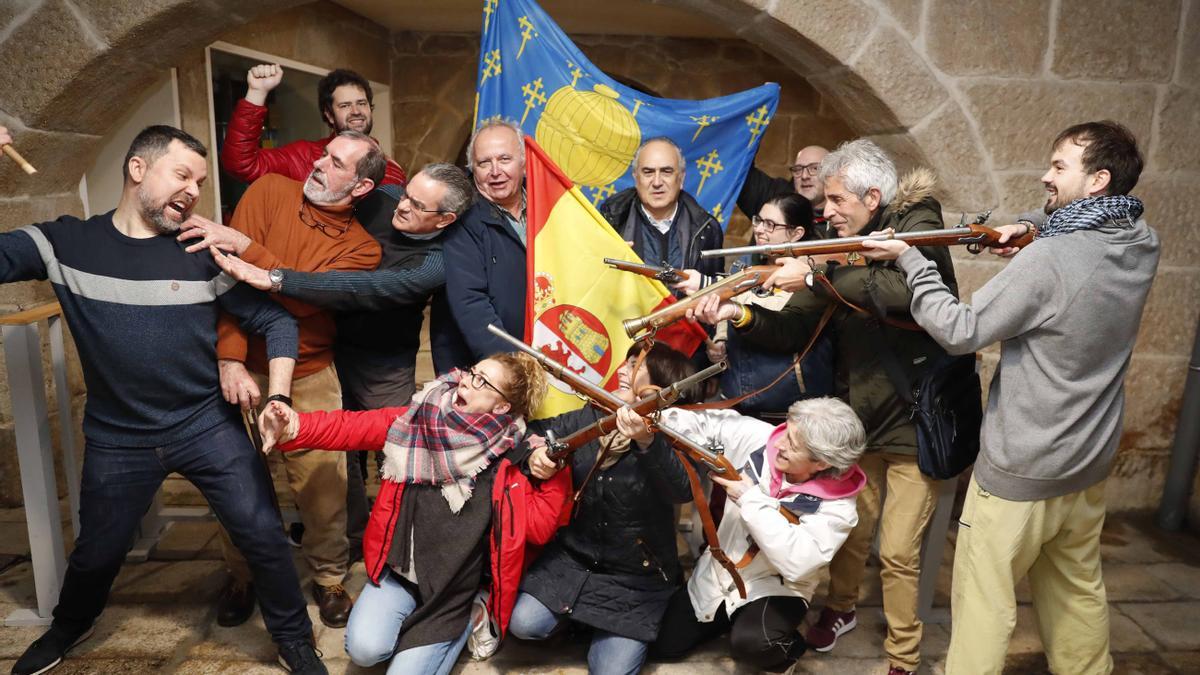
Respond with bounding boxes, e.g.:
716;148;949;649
220;363;348;588
946;475;1112;675
826;451;938;672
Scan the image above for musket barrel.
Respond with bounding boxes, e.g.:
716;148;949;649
700;226;980;259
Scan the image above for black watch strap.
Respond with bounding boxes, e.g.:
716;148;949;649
264;393;293;407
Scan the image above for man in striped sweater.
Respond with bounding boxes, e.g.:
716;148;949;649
2;125;325;675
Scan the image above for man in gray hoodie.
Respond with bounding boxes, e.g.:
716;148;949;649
861;120;1159;675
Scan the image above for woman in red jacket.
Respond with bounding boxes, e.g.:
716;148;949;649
259;352;568;675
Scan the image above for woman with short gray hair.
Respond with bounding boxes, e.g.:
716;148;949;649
652;399;867;672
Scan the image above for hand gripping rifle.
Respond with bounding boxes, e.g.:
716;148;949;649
486;324;749;597
603;258;686;285
544;360;727;465
700;212;1030;260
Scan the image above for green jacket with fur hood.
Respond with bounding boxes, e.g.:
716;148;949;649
737;169;958;455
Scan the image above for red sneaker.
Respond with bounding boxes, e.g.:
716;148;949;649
804;607;857;652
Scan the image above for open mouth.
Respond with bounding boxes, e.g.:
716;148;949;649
453;390;467;411
164;199;190;221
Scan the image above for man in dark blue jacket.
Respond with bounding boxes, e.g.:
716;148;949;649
441;118;529;368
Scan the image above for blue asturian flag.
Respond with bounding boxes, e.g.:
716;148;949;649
476;0;780;229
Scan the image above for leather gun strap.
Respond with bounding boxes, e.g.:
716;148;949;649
673;447;747;599
814;273;923;332
734;506;801;568
573;431;617;506
683;301;836;412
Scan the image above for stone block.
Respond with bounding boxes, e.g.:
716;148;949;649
1152;86;1200;173
0;194;86;231
927;0;1049;76
808;69;902;136
910;102;997;211
880;0;923;37
1107;450;1172;511
1119;353;1187;453
0;121;103;194
1103;562;1186;602
392;54;444;102
962;80;1157;170
1135;268;1200;357
1135;174;1200;267
849;27;949;129
417;104;472;161
1119;601;1200;650
862;131;928;177
1162;651;1200;673
789;114;855;157
170;660;286;675
950;257;1006;302
1177;0;1200;87
995;172;1047;217
1052;0;1180;81
1100;516;1181;564
765;0;879;68
419;32;478;56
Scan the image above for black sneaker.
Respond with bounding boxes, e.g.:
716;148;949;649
11;623;94;675
277;640;327;674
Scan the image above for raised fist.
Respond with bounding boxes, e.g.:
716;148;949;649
244;64;283;106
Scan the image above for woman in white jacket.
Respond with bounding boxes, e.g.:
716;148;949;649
652;397;867;672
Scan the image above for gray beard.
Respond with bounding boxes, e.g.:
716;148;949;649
302;174;355;204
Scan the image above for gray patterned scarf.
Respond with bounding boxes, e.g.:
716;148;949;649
1038;195;1143;240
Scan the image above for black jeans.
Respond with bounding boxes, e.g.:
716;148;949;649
52;417;312;643
653;586;808;672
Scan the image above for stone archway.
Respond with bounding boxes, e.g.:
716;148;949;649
0;0;1194;517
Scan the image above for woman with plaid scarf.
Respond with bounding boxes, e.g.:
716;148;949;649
259;352;569;675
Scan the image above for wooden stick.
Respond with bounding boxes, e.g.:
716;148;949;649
2;144;37;175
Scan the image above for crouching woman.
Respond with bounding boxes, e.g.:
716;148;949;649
259;354;569;675
653;397;867;672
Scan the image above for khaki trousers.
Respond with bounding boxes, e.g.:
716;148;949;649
826;451;937;672
220;364;349;587
946;475;1112;675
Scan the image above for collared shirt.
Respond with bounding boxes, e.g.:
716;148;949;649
498;189;528;246
639;202;678;234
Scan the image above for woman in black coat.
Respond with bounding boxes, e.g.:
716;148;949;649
507;343;699;675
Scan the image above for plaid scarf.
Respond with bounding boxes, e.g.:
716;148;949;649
380;370;525;513
1038;195;1143;240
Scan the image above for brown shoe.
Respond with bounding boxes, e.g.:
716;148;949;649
312;582;353;628
216;578;255;627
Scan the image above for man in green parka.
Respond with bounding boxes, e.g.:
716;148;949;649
691;139;957;675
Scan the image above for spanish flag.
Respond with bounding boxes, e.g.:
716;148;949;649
524;136;706;419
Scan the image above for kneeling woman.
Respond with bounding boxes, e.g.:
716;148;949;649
509;344;699;675
260;354;565;675
653;397;867;672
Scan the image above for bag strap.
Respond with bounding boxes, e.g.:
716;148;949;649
683;301;836;412
672;446;747;598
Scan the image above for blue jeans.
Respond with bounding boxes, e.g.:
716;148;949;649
52;416;311;642
509;592;649;675
344;568;470;675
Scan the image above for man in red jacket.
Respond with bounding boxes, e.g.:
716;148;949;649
220;63;406;188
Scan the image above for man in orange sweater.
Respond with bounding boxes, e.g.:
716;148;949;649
180;130;383;630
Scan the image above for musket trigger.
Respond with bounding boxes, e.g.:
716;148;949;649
966;242;983;255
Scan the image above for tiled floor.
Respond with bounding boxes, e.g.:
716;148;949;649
1;499;1198;674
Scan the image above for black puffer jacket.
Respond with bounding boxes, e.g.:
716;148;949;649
519;405;693;641
598;188;724;279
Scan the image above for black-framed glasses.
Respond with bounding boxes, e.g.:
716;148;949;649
467;367;509;402
397;193;445;215
298;202;353;235
751;215;792;233
789;162;820;177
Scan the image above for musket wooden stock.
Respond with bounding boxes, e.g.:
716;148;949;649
604;258;685;285
701;223;1034;260
621;265;776;340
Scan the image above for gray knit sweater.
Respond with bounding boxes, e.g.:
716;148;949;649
896;218;1160;501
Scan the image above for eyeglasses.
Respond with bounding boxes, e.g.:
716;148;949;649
789;162;820;177
467;368;509;402
751;215;793;233
397;193;445;215
334;99;374;112
298;202;353;236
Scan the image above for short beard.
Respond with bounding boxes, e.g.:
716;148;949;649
137;184;181;235
337;117;373;135
303;172;356;204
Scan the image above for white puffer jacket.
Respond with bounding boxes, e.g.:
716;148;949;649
660;408;864;622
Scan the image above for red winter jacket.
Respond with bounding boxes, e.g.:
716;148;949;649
278;407;571;637
220;99;407;187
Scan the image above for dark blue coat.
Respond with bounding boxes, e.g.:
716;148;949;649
441;199;528;369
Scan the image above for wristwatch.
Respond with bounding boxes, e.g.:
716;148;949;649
268;268;284;293
804;271;815;289
265;393;293;407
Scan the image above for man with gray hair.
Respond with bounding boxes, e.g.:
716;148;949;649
179;129;385;630
600;137;724;293
690;139;958;675
442;117;531;367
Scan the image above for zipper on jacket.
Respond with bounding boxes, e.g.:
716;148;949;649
635;537;670;583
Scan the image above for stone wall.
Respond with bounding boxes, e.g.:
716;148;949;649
389;31;855;241
0;0;1197;525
